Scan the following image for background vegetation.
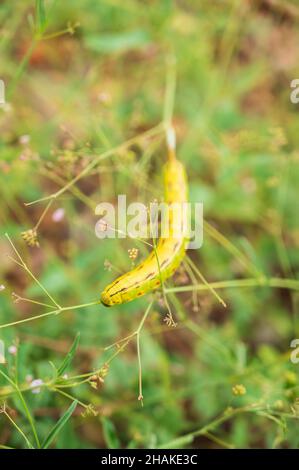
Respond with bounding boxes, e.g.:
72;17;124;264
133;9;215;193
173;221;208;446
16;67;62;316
1;0;299;449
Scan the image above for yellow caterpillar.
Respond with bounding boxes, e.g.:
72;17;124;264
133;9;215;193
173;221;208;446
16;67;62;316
100;128;189;306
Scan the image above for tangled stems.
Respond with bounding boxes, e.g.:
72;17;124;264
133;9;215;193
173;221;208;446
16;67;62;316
0;302;153;410
25;123;164;207
2;230;299;331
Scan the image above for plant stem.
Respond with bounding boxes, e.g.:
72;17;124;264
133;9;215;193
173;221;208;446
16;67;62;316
165;276;299;294
0;370;40;448
159;404;263;448
25;123;164;206
0;301;100;330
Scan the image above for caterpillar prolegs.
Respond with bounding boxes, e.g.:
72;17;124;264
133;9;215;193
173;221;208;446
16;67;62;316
100;128;189;307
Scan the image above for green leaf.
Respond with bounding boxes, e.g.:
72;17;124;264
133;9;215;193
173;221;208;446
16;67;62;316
101;417;120;449
35;0;46;33
85;30;150;54
41;400;78;449
57;333;80;376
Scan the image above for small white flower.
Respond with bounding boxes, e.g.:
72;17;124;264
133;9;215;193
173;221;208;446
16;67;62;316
19;134;30;145
0;284;5;292
30;379;44;394
8;345;17;355
62;374;68;379
52;208;65;223
97;91;111;104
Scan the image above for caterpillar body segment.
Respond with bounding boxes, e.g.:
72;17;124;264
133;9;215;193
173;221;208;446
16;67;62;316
100;239;186;306
100;135;189;307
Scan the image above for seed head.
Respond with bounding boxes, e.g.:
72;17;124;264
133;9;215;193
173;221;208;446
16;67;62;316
232;384;246;396
163;314;177;328
21;229;39;247
128;248;138;260
81;404;98;418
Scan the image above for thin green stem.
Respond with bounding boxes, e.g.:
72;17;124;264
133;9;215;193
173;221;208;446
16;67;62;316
7;41;37;99
204;221;262;278
2;408;34;449
12;295;55;309
149;212;176;326
41;24;79;41
136;332;143;405
186;256;227;307
0;301;100;330
159;404;264;448
163;54;177;129
165;277;299;294
25;123;164;206
52;388;88;409
63;302;153;385
34;199;54;230
5;233;61;309
136;301;153;405
0;370;40;448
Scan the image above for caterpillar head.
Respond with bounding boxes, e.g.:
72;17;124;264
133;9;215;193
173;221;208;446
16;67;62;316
100;285;122;307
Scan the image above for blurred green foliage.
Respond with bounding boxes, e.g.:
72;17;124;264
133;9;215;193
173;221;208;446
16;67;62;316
0;0;299;449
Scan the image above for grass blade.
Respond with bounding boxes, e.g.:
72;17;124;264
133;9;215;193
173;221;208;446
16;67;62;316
41;400;78;449
35;0;46;33
57;333;80;376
